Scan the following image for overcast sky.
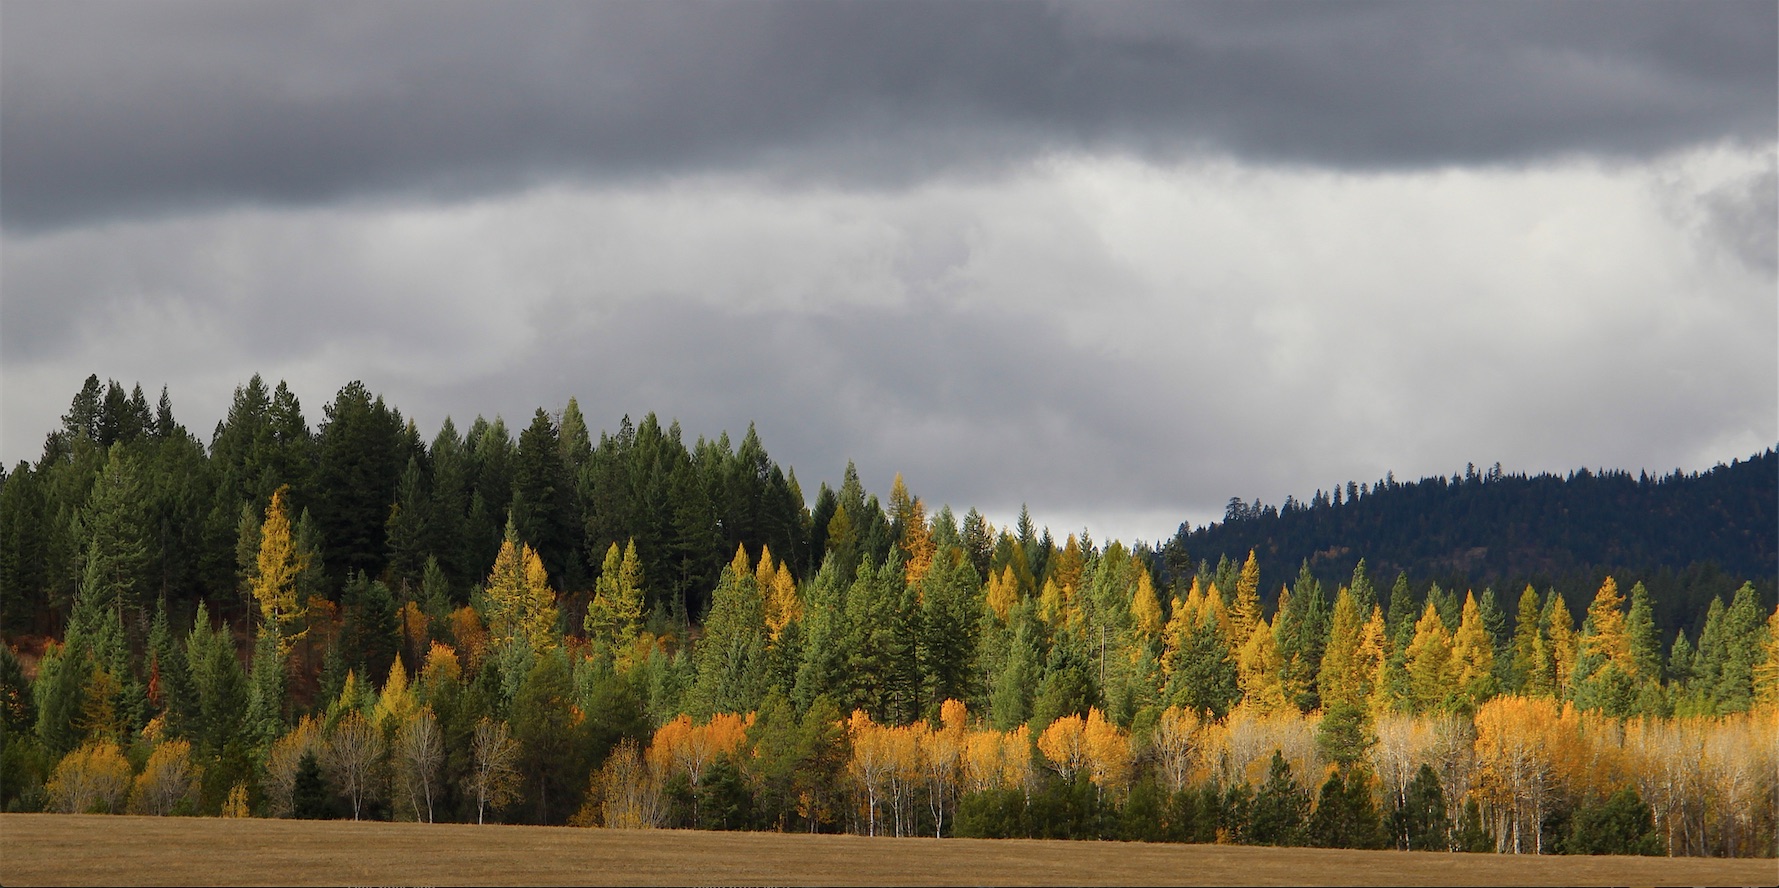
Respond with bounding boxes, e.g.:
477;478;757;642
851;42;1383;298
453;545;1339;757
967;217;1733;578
3;1;1775;545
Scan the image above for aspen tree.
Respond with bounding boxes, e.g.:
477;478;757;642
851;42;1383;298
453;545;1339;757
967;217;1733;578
1037;712;1090;781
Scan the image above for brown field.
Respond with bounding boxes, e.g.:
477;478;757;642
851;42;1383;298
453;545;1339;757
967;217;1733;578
2;814;1773;887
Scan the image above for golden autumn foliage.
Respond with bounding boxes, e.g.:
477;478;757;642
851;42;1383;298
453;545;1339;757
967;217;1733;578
756;546;801;643
251;485;308;651
1037;713;1090;781
484;532;557;653
890;475;937;586
650;712;753;791
129;738;195;816
1405;601;1454;712
264;715;324;818
1237;620;1289;715
985;564;1020;622
1545;592;1579;695
1582;577;1634;672
1231;550;1263;642
1755;604;1779;712
447;606;489;671
586;540;647;662
1318;588;1365;710
1129;569;1164;643
1082;708;1131;795
593;737;664;829
47;740;132;814
1451;592;1496;702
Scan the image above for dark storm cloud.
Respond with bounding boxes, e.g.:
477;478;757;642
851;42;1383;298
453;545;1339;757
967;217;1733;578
4;0;1773;231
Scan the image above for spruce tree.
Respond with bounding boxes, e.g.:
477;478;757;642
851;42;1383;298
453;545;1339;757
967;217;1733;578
1249;750;1308;846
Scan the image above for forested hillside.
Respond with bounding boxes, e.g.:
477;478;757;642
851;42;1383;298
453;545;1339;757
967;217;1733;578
1;375;1774;858
1164;452;1777;641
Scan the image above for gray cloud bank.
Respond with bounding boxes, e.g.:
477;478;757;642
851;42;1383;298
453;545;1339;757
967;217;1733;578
5;0;1774;232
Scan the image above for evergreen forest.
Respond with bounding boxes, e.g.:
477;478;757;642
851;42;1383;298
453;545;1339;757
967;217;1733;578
2;374;1774;858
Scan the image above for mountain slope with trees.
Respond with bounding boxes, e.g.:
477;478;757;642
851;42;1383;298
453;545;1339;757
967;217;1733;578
1162;452;1776;639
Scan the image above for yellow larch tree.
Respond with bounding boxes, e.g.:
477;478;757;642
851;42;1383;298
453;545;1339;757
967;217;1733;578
1318;587;1365;710
1754;603;1779;712
371;654;416;731
251;485;308;653
1404;601;1454;713
1038;577;1068;629
1580;577;1632;669
985;565;1019;623
585;540;645;662
418;642;461;697
1450;592;1497;703
889;475;937;586
1544;592;1579;697
1358;605;1393;720
1231;550;1263;642
1237;619;1290;715
484;522;558;652
763;557;801;643
1129;568;1164;645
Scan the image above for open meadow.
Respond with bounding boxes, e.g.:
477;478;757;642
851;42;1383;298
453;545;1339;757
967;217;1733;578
2;814;1774;887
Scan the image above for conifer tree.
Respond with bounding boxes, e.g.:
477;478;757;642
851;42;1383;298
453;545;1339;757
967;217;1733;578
1237;620;1289;715
1404;602;1454;713
1276;564;1327;712
1358;606;1391;720
1574;577;1637;715
245;627;286;754
78;445;151;622
1752;602;1779;712
1543;591;1578;698
1349;559;1376;622
1507;586;1549;696
251;485;308;653
1449;592;1497;703
1318;588;1364;711
1249;750;1308;846
1230;550;1263;643
1625;582;1662;683
585;541;645;663
483;518;558;654
690;546;768;717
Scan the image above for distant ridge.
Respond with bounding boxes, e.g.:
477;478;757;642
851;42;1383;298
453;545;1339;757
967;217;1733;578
1164;448;1777;634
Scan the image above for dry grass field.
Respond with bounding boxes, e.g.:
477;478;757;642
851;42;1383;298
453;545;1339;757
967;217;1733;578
2;813;1774;887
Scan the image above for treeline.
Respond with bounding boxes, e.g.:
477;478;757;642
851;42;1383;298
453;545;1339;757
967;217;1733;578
1;374;822;637
1170;451;1777;636
1;374;1775;859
